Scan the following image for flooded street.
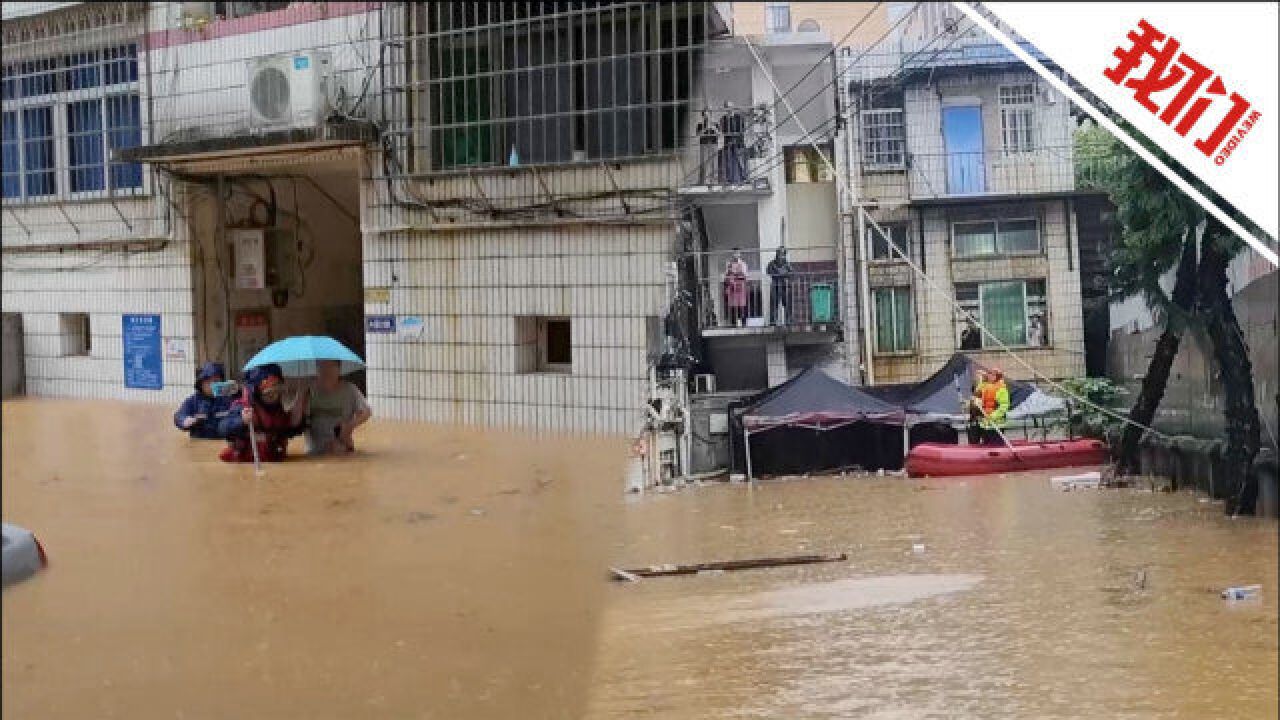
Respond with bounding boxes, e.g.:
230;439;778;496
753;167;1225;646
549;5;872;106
4;400;1278;719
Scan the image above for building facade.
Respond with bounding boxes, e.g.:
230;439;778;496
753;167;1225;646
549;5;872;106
841;5;1088;385
2;1;735;437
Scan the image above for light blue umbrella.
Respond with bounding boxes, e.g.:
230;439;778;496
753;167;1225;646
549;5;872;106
243;336;364;376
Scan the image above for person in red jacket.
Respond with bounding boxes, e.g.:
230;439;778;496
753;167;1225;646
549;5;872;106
217;363;303;463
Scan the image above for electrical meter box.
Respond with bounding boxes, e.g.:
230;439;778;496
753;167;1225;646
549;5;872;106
264;228;299;290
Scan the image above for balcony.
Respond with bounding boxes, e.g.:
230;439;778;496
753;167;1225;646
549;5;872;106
688;248;840;337
906;146;1076;201
677;104;774;203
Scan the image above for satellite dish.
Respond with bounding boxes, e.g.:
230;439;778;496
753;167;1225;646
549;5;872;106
797;18;820;32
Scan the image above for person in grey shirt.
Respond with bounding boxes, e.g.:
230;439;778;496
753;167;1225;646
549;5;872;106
290;359;373;455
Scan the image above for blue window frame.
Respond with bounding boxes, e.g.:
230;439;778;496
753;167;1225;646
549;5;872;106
68;99;105;192
107;94;141;190
0;43;143;201
22;107;56;197
2;111;20;198
64;50;101;91
103;44;139;86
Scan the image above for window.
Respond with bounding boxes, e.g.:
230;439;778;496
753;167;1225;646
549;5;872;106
870;222;910;261
860;108;905;169
765;3;792;33
952;217;1040;257
955;279;1046;349
516;316;572;373
785;144;833;183
542;317;572;370
999;84;1035;154
213;2;290;20
418;4;706;171
1;44;143;202
873;287;914;353
59;313;91;356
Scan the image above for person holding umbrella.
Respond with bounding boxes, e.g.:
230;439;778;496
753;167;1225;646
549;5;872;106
236;335;370;459
290;359;373;455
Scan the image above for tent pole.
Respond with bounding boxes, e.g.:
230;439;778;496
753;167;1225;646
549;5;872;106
744;426;754;484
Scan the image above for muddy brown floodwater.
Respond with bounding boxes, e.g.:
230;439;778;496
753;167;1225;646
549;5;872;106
4;399;1278;719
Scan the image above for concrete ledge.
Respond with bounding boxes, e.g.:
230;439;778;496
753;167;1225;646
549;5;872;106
1125;432;1278;517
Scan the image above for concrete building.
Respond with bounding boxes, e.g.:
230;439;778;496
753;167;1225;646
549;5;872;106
841;4;1089;385
730;1;888;44
2;1;736;438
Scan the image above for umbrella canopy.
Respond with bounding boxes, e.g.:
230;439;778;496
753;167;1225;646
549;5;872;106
243;336;364;376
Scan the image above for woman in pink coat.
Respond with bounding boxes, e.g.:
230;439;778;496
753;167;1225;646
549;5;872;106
723;249;749;327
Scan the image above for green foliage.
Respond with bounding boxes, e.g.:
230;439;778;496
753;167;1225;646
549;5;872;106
1059;376;1124;439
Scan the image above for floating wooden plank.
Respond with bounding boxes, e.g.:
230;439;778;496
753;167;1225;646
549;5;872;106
611;553;847;581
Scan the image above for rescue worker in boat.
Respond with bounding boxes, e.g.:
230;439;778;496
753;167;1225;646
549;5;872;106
975;367;1011;445
173;362;235;439
217;363;304;463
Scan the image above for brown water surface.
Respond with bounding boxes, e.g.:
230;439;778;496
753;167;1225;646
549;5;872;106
3;399;1277;719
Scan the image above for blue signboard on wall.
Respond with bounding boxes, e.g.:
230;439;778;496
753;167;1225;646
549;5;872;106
366;315;396;334
122;314;163;390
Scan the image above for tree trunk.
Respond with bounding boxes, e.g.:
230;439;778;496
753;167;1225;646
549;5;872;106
1116;235;1198;474
1196;235;1262;514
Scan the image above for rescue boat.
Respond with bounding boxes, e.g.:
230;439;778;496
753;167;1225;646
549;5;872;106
905;438;1109;478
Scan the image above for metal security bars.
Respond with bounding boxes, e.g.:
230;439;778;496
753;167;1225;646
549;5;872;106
1;4;146;205
397;2;710;174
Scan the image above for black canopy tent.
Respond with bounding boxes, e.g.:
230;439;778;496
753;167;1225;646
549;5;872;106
736;367;904;481
730;355;1066;480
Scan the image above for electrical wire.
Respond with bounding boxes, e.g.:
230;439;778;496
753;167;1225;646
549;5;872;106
743;33;1172;442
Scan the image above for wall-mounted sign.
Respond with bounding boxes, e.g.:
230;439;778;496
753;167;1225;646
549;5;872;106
122;314;163;390
364;286;391;304
234;309;271;371
231;228;266;290
398;315;425;340
366;315;396;334
164;337;188;362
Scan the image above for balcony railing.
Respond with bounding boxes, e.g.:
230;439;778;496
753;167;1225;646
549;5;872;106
688;248;840;333
679;104;773;194
904;146;1076;199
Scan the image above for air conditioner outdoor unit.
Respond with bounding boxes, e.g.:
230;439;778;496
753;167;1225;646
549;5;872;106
246;52;331;131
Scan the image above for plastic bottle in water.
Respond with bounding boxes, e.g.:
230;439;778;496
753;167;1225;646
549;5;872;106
1221;584;1261;600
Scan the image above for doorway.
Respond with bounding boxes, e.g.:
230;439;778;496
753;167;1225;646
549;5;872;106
190;158;365;390
942;105;985;194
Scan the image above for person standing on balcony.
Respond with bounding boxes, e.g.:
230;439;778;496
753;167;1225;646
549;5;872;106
696;109;721;185
766;247;793;325
723;249;749;327
719;102;747;184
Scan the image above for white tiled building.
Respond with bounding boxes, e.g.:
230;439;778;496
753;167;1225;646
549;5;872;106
2;1;732;435
841;6;1088;385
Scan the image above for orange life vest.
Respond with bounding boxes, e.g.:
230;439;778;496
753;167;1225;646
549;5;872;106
980;381;1002;413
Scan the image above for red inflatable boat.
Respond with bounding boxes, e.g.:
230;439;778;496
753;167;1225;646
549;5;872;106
906;438;1108;477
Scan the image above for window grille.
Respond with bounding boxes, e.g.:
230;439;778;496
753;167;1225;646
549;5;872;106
860;108;904;169
1;42;143;203
999;83;1035;154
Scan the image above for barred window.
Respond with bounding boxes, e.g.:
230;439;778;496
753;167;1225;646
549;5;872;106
1;43;144;202
860;108;904;169
416;2;707;172
999;83;1035;154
